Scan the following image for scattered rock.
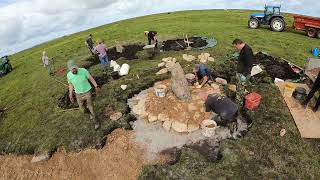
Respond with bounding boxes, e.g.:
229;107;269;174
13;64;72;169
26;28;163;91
158;62;165;67
120;85;127;90
163;121;172;131
187;123;200;132
165;61;176;71
172;121;188;132
215;77;228;85
182;54;196;62
193;112;201;120
211;83;220;90
156;68;168;75
158;113;170;121
110;112;122;121
188;103;198;112
148;114;158;122
208;57;215;62
249;151;255;156
280;128;286;137
31;153;49;163
228;84;237;92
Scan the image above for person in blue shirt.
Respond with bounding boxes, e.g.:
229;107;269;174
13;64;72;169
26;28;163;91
193;64;213;88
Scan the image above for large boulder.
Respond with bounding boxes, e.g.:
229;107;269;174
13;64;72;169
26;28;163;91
170;63;192;101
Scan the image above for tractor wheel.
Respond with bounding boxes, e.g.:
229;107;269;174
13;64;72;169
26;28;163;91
316;30;320;39
270;17;285;32
307;28;317;38
248;18;260;29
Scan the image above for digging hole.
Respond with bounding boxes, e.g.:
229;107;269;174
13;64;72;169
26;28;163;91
255;52;300;80
161;37;208;51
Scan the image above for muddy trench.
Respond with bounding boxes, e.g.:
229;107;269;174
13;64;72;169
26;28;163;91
161;37;208;51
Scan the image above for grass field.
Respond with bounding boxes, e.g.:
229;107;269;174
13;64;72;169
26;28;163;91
1;9;320;178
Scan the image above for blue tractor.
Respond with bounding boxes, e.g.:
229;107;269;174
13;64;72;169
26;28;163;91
248;5;286;32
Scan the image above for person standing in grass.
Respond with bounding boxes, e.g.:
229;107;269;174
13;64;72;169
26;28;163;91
85;34;94;55
92;39;109;73
42;51;53;75
303;72;320;112
232;38;253;80
67;60;101;130
144;31;158;48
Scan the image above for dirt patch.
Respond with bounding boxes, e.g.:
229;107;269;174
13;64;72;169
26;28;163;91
108;44;144;61
55;67;67;77
255;52;300;80
0;129;168;180
161;37;208;51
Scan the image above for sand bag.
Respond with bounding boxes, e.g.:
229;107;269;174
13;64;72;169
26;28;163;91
119;64;130;76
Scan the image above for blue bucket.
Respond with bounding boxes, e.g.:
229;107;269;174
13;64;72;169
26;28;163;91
312;48;319;57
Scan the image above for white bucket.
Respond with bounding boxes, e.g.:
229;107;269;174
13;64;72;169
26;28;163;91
119;64;130;76
113;64;121;72
110;60;118;68
201;120;217;137
154;84;167;97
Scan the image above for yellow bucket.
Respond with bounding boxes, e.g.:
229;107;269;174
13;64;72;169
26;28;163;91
283;82;295;97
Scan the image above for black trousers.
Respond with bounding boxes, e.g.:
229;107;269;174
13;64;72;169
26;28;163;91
305;74;320;110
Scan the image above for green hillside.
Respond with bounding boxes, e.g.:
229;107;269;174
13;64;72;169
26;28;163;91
1;10;320;178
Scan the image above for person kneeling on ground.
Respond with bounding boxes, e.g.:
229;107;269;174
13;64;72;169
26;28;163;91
67;60;101;130
92;39;109;73
232;38;253;81
302;71;320;112
200;92;239;133
193;64;213;88
144;31;158;48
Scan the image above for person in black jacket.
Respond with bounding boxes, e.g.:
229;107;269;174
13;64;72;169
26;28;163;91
302;72;320;112
232;38;253;78
144;31;158;48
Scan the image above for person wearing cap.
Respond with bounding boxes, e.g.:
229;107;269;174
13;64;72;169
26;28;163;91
193;64;213;88
302;71;320;112
67;60;101;130
144;31;158;48
232;38;254;80
85;34;94;55
92;39;109;73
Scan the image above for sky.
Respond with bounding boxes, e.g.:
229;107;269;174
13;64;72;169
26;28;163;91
0;0;319;56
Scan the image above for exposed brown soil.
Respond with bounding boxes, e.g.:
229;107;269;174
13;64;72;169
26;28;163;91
161;37;208;51
55;67;67;77
0;129;169;180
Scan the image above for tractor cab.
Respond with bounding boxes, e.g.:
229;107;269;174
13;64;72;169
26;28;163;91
248;5;285;32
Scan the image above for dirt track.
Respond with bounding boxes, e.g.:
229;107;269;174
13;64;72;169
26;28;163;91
0;129;167;180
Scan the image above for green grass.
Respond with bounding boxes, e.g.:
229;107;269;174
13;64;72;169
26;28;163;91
1;9;320;178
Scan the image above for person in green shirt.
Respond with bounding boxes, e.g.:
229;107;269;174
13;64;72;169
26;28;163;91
67;60;101;130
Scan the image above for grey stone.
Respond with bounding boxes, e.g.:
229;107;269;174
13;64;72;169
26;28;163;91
170;63;192;101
